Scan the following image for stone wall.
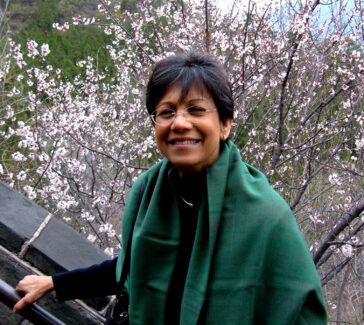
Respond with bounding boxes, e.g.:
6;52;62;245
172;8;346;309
0;181;112;324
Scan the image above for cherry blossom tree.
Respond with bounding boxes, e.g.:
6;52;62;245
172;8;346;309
0;0;363;322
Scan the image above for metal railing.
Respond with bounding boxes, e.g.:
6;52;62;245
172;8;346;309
0;278;65;325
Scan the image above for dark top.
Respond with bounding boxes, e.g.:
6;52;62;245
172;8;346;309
53;170;206;323
53;258;118;301
165;170;205;323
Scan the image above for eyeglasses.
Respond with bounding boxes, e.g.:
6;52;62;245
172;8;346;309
151;106;217;126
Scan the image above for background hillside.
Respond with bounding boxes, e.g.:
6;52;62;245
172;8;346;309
6;0;100;32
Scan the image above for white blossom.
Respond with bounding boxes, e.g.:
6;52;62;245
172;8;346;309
87;234;97;243
104;247;114;258
16;171;27;181
41;43;50;57
12;152;26;162
27;40;39;58
341;244;353;258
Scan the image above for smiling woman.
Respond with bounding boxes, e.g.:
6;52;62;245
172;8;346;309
13;52;327;325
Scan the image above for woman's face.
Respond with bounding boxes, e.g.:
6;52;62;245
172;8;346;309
154;84;232;175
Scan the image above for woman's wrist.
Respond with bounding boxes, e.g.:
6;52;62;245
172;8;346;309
44;275;55;293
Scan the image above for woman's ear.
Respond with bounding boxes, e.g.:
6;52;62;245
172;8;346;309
220;118;233;140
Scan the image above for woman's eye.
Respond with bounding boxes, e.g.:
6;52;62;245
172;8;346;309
157;109;175;118
188;106;207;115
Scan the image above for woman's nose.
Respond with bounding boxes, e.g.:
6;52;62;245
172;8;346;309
170;111;193;130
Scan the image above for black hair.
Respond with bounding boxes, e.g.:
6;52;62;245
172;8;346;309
146;51;234;124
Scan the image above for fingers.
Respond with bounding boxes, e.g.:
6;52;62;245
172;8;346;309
13;275;54;314
15;275;28;292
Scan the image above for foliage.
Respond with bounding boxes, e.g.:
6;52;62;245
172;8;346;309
0;0;363;322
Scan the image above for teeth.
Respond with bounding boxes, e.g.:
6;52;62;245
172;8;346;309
173;140;198;145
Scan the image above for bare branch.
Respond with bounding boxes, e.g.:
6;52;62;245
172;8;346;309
204;0;210;52
314;202;364;265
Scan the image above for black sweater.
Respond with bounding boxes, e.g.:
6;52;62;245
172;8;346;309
53;257;118;301
53;171;205;321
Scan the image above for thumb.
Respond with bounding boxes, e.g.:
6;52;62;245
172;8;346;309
13;294;33;314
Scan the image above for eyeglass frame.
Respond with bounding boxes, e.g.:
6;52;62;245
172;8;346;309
150;106;218;126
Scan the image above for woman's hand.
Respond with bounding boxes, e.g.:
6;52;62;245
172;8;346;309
13;275;54;314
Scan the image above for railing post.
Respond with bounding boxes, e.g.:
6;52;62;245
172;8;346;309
0;278;65;325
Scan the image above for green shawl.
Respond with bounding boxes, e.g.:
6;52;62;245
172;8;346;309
116;140;327;325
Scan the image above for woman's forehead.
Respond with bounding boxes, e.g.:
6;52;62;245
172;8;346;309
158;82;213;106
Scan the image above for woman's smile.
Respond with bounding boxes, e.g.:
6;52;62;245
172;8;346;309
168;138;201;146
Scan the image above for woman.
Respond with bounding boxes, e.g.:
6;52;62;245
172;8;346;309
13;52;327;324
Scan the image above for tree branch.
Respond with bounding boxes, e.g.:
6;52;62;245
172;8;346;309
321;257;351;287
204;0;210;52
314;202;364;265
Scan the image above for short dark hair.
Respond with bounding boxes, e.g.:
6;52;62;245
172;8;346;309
146;52;234;124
